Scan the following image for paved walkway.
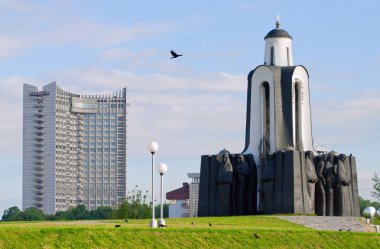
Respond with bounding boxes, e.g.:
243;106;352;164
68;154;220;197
278;216;369;232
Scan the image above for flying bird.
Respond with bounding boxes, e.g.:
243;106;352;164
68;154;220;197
170;50;182;59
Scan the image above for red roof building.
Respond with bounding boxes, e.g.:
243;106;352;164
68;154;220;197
166;173;200;218
166;183;189;200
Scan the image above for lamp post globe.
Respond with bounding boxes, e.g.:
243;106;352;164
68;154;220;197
363;206;376;219
157;162;168;227
148;141;159;154
363;206;376;224
157;163;168;175
148;141;159;228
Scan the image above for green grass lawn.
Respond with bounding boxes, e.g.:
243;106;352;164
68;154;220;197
0;216;379;249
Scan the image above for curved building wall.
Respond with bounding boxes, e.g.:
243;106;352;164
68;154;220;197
244;66;276;162
291;66;314;152
23;82;128;214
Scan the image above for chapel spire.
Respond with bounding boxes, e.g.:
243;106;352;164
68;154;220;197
264;16;293;66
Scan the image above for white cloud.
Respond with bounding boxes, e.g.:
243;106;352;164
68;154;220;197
43;21;175;48
311;89;380;199
0;67;246;159
0;101;22;153
0;20;175;60
51;67;247;156
0;76;34;157
0;10;177;61
98;48;164;61
312;90;380;148
358;171;375;200
0;36;33;60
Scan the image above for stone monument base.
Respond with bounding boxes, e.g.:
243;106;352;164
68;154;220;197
198;151;258;217
198;149;360;217
260;150;360;216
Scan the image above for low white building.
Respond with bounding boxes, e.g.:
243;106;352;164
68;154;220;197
166;173;200;218
166;183;189;218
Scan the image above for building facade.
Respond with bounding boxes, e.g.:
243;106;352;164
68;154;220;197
23;82;128;214
166;173;200;218
186;173;200;217
166;183;189;218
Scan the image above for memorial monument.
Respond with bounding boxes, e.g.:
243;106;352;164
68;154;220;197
198;18;360;217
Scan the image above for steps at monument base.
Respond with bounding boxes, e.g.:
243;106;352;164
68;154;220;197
278;216;369;232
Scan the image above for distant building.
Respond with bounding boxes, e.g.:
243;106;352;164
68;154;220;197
166;173;200;217
187;173;200;217
166;183;189;218
23;82;128;214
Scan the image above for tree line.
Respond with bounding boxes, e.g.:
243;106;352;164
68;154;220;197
1;202;168;221
358;172;380;215
3;172;379;221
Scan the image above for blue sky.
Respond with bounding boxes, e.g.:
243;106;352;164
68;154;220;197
0;0;380;215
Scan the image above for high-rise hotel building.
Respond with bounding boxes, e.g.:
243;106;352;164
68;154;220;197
23;82;128;214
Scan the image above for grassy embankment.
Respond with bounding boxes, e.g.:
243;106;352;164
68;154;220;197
0;216;379;248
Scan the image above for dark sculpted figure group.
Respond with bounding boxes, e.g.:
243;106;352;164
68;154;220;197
261;150;357;216
215;149;257;216
198;149;359;217
314;153;353;216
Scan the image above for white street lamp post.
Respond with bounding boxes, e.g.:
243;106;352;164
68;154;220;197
148;141;159;228
157;162;168;227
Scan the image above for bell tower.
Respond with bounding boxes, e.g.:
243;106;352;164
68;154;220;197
243;17;314;161
264;16;293;66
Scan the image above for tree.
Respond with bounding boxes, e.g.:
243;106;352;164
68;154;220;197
372;172;380;201
66;205;90;220
22;207;45;221
155;204;169;218
90;206;112;219
359;196;380;215
1;206;21;221
112;201;150;219
1;207;45;221
53;211;69;220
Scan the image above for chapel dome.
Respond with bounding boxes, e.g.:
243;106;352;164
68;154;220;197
264;17;292;39
264;28;292;39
